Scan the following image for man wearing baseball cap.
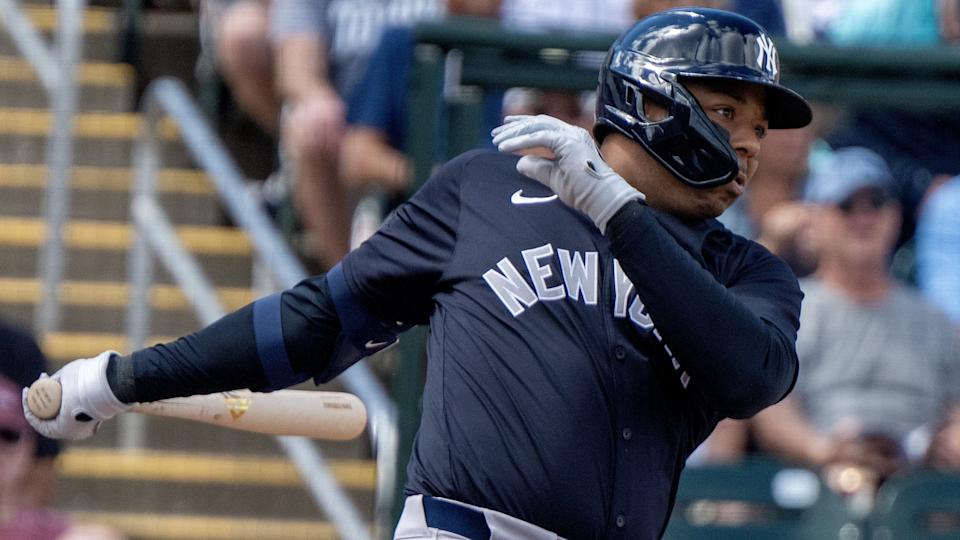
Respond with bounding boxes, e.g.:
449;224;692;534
752;147;960;485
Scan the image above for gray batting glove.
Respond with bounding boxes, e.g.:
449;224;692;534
22;351;130;440
492;115;645;233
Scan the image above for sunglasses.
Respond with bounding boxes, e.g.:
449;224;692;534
0;428;22;444
837;190;894;214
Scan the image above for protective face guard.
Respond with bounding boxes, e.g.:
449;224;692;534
596;64;740;188
594;8;812;189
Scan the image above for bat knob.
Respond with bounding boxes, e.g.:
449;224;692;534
27;377;62;420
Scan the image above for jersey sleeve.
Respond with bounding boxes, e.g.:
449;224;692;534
606;201;801;419
111;153;470;404
340;150;469;325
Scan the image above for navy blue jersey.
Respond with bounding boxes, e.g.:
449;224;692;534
115;148;800;539
340;149;802;539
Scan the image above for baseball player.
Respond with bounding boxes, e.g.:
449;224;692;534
24;8;811;539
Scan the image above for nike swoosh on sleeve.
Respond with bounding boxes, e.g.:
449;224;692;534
511;189;559;205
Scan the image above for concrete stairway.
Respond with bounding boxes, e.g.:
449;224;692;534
0;5;377;539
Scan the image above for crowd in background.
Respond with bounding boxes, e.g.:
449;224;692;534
5;0;960;533
192;0;960;503
181;0;960;506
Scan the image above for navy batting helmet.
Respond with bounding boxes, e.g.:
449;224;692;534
595;8;812;188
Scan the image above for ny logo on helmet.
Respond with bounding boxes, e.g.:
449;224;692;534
756;34;779;79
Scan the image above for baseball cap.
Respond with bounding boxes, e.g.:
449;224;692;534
803;146;895;205
0;374;28;432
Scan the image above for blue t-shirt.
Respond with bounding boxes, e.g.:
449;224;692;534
346;25;503;155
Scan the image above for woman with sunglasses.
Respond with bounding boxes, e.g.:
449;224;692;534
750;147;960;490
0;375;124;540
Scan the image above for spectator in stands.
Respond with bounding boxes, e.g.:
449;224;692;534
818;0;960;244
632;0;728;19
502;0;632;33
339;0;504;211
269;0;441;267
499;0;636;166
0;320;59;508
916;174;960;324
0;375;124;539
202;0;279;135
747;147;960;486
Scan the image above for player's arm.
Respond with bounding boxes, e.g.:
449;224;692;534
22;271;398;440
24;151;467;441
604;202;799;418
493;115;798;418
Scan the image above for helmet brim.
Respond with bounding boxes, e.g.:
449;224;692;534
763;83;813;129
679;72;813;130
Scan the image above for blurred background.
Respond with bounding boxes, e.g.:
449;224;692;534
1;0;960;539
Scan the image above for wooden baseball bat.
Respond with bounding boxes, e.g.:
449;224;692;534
25;378;366;441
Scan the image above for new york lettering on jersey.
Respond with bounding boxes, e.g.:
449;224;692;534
482;245;691;388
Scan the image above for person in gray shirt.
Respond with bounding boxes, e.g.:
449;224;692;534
751;147;960;484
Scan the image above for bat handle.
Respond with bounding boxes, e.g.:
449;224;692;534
26;377;64;420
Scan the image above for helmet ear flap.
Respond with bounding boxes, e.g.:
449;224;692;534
595;66;739;188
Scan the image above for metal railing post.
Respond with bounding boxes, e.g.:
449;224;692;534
36;0;85;337
129;77;401;539
118;91;164;449
0;0;86;338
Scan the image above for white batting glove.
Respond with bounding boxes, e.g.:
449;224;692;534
22;351;131;440
492;115;645;233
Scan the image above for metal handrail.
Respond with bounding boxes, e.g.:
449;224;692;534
0;0;84;338
128;76;400;539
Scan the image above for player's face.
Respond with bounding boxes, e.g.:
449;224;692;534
614;79;769;220
676;80;768;218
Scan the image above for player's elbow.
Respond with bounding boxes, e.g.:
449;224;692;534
714;346;798;420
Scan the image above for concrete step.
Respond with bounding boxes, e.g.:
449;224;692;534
0;108;193;167
67;511;342;540
0;6;120;61
0;183;225;224
0;277;254;335
0;244;253;286
0;164;225;222
0;277;252;311
3;302;205;336
0;216;250;254
57;447;375;526
0;56;134;110
58;447;375;490
64;484;337;523
0;163;214;193
0;183;226;224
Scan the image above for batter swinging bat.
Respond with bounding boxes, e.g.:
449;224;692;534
25;377;366;441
